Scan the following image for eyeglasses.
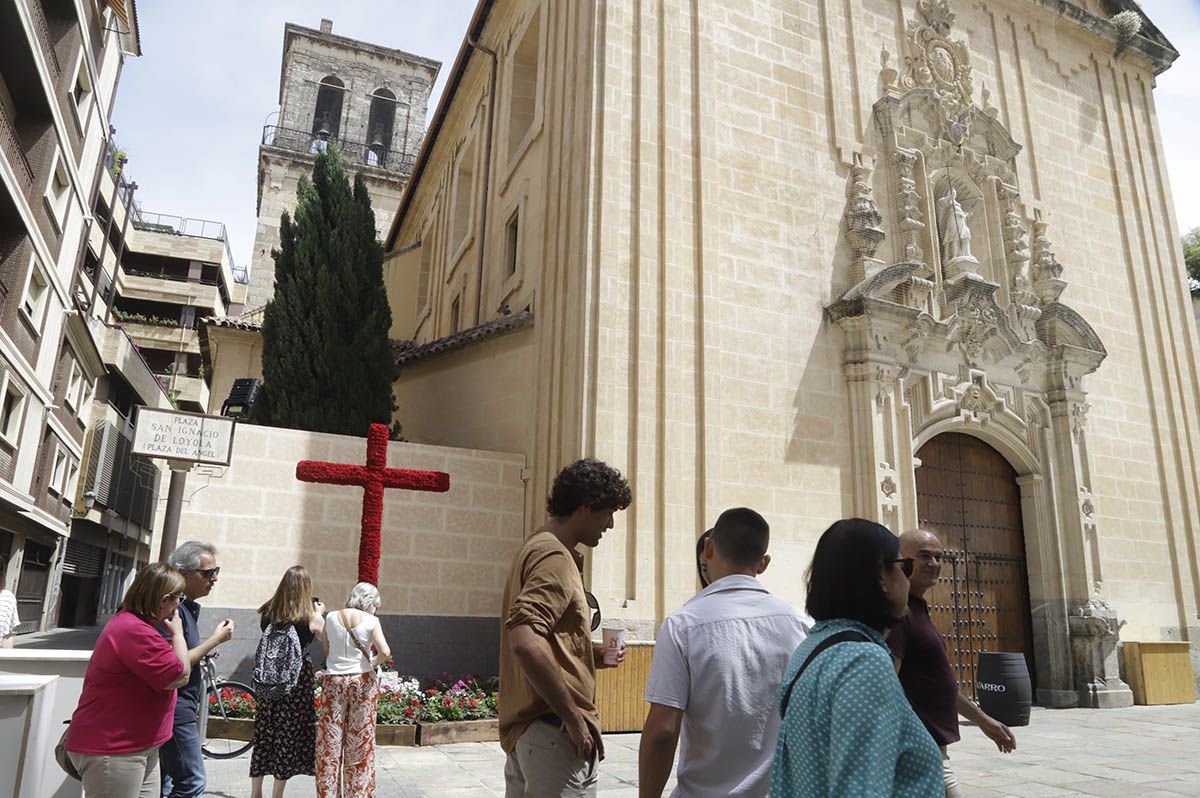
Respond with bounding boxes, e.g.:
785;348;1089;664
187;567;220;579
585;590;601;632
887;557;915;578
166;592;185;602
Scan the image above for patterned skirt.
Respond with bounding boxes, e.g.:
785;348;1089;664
250;657;316;778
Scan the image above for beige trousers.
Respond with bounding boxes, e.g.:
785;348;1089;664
68;746;160;798
941;746;963;798
504;719;599;798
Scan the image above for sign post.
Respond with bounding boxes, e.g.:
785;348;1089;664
131;407;236;562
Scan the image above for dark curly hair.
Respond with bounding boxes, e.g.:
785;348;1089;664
546;459;632;517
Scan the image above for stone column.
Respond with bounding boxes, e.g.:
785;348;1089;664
1047;351;1134;708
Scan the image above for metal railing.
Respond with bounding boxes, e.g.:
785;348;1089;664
123;268;220;287
131;212;246;285
262;124;417;175
133;213;227;241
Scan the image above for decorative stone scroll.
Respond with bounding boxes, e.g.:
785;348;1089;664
902;0;975;144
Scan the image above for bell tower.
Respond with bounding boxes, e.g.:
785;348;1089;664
245;19;439;309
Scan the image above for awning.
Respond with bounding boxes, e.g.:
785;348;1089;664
105;0;128;26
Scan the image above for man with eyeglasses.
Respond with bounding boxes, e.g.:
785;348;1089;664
888;529;1017;798
499;459;632;797
160;541;235;798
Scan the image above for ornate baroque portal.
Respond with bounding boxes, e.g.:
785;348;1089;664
827;0;1132;708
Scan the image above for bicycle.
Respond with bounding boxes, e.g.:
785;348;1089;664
199;652;256;759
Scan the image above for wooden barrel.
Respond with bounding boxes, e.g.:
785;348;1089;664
975;652;1032;727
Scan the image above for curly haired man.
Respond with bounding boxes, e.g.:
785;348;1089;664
499;458;632;797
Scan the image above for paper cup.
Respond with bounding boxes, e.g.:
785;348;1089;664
601;626;625;666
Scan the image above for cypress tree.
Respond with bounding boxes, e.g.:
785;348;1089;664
256;146;398;434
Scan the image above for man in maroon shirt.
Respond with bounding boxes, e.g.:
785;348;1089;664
888;529;1017;798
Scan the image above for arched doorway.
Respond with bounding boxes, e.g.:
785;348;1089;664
915;432;1037;699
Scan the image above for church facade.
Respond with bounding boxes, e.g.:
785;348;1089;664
384;0;1199;705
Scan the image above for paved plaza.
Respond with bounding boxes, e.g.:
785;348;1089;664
202;703;1200;797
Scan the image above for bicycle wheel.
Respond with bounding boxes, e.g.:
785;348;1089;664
201;680;256;759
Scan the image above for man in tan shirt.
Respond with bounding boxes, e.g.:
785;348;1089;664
500;458;632;797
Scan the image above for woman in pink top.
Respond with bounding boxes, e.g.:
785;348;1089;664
66;562;191;797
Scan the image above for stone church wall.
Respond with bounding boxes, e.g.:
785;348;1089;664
383;0;1200;693
586;0;1200;657
154;423;525;680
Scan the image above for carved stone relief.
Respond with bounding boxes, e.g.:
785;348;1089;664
828;0;1125;708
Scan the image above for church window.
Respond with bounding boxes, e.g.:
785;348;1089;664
366;88;397;168
451;138;477;253
507;7;542;164
417;230;433;314
449;295;461;334
311;76;345;144
504;209;520;280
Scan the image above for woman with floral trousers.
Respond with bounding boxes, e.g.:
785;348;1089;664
316;583;391;798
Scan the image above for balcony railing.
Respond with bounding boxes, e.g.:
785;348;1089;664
131;211;248;285
133;212;227;241
262;124;417;175
124;268;219;287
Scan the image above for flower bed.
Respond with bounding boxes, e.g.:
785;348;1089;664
206;671;500;730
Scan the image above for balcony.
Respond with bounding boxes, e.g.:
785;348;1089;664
115;269;223;313
97;325;171;408
0;102;34;191
162;373;208;411
262;124;416;176
126;212;248;286
116;318;199;354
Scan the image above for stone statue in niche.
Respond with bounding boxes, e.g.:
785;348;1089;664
937;185;978;274
938;186;973;260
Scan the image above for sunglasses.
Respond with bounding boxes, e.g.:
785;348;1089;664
187;567;220;579
887;557;915;578
585;590;601;632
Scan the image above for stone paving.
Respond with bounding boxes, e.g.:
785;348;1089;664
203;703;1200;796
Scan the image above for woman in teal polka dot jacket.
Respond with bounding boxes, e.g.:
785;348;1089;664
770;518;944;797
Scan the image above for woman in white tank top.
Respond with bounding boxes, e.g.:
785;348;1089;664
315;582;391;797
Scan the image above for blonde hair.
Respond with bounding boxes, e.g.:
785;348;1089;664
346;582;381;612
258;565;314;624
121;562;186;621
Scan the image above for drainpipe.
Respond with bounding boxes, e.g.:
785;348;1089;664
466;32;498;326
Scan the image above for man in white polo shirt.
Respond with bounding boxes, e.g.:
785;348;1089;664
638;507;811;798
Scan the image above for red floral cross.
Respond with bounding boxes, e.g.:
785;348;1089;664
296;423;449;584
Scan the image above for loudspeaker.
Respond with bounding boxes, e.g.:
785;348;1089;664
221;378;261;418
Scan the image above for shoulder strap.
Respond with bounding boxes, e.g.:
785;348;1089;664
779;630;872;718
340;610;373;662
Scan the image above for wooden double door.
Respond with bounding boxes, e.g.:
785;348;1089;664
915;433;1036;698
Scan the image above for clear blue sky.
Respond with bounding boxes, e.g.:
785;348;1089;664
110;0;1200;277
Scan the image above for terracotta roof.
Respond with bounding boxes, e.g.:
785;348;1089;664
394;310;532;368
200;306;265;332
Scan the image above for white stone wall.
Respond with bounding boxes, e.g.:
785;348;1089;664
160;424;526;617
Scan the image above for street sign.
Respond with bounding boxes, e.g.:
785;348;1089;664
132;407;236;466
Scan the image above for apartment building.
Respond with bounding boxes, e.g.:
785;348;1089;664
0;0;167;634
